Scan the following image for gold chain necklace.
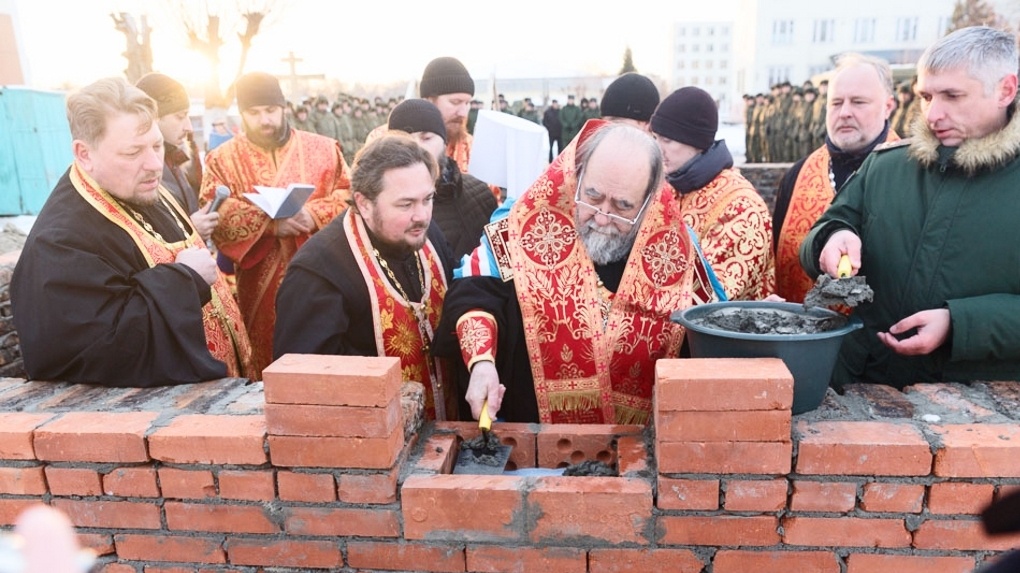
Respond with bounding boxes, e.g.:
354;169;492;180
123;196;189;244
374;248;431;352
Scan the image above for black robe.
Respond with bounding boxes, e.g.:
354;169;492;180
273;210;455;361
431;157;498;261
10;168;227;387
433;258;628;423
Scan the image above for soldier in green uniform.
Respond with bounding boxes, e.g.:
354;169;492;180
559;95;585;147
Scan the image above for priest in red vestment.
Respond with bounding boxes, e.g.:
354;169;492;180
201;72;351;378
435;120;695;424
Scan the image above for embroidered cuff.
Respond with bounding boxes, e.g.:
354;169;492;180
456;311;498;371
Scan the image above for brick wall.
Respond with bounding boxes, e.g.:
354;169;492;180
739;163;792;215
0;354;1018;572
0;250;24;378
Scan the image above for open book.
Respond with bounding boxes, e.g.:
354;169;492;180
243;183;315;219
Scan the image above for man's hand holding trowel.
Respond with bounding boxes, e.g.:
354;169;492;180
818;229;951;357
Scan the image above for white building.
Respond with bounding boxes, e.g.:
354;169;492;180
676;0;958;121
734;0;957;93
670;21;735;117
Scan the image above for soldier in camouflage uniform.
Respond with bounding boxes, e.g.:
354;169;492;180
291;105;315;132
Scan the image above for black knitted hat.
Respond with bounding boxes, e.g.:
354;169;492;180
419;57;475;98
388;99;447;142
135;73;189;117
650;86;718;151
235;72;286;110
600;73;660;122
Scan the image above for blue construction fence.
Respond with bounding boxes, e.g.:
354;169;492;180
0;86;72;215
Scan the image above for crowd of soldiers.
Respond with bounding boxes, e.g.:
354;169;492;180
278;92;604;165
744;77;920;163
287;94;397;165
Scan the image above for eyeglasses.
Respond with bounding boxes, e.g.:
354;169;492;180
573;175;651;227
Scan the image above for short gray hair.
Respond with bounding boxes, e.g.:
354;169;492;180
575;123;664;202
66;77;157;146
832;52;894;97
917;26;1019;95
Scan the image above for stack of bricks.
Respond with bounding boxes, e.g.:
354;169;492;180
262;354;407;504
0;249;24;378
654;358;796;566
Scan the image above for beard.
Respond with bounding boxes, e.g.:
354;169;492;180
446;116;466;140
369;209;429;256
244;117;288;149
577;218;641;266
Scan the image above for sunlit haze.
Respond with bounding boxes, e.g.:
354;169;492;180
13;0;739;92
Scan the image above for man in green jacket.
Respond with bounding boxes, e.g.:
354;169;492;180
559;95;585;146
800;25;1020;389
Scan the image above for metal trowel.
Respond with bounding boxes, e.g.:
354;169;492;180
452;399;513;475
803;254;874;309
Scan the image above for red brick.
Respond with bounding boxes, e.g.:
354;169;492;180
347;540;465;572
714;550;840;573
782;516;911;548
655;358;794;411
914;518;1020;551
529;476;652;545
268;430;402;469
103;467;159;498
52;499;161;529
436;422;539;471
658;515;780;546
226;537;342;569
790;481;857;512
417;434;459;474
536;424;640;469
78;532;115;556
846;553;976;573
217;470;275;501
657;410;791;442
588;548;704;573
657;478;719;510
264;400;400;437
493;423;538;471
929;482;995;514
617;435;649;476
0;499;38;525
158;468;216;500
931;424;1020;477
277;471;335;502
338;467;400;504
34;412;156;463
115;534;225;564
0;413;53;459
467;545;586;573
284;506;400;537
165;501;279;534
998;484;1020;500
795;421;932;476
45;467;103;496
657;441;792;474
860;482;924;513
724;479;789;512
0;466;47;495
148;415;267;465
262;354;401;407
402;474;524;541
